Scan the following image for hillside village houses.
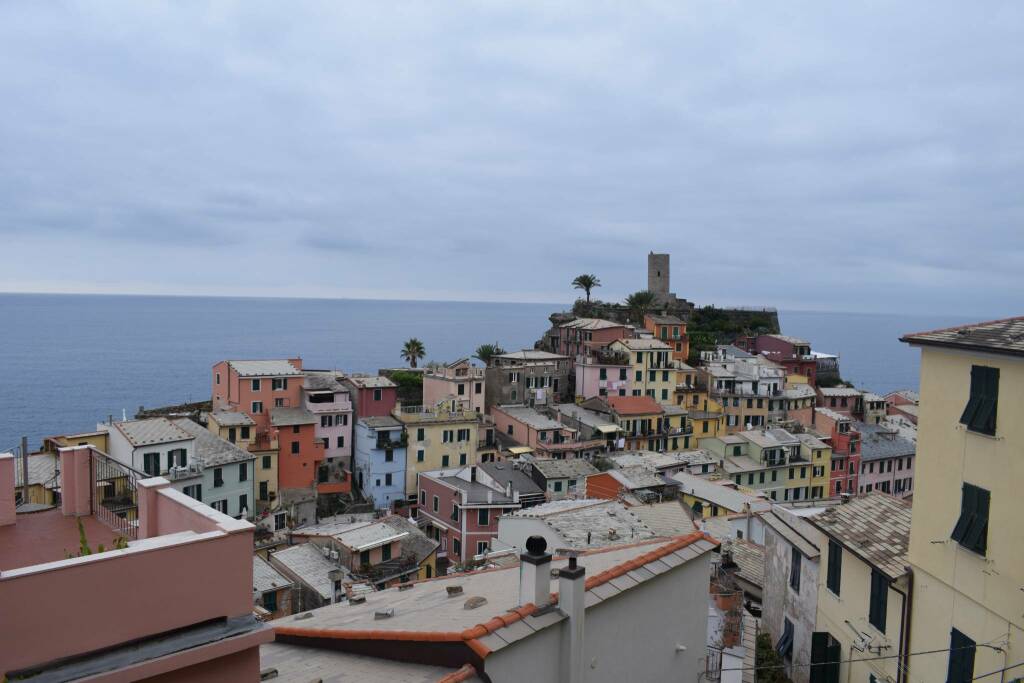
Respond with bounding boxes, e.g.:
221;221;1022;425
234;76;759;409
9;251;1020;682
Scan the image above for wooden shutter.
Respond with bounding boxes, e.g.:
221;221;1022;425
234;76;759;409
827;540;842;595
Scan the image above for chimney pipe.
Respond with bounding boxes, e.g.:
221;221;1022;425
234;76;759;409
558;550;586;683
518;536;552;609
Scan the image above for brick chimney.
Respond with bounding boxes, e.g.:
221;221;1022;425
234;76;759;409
518;535;552;608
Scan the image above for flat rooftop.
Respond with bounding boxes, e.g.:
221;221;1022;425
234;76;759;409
0;508;120;571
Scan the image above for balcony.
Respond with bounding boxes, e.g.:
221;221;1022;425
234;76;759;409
394;405;478;424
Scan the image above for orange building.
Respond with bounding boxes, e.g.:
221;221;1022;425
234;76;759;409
643;313;689;362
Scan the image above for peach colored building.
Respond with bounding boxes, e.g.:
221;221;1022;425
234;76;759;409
0;448;271;680
212;358;304;441
422;358;486;413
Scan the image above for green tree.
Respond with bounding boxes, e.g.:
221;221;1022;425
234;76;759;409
624;289;657;324
474;343;506;366
572;274;601;303
401;338;426;368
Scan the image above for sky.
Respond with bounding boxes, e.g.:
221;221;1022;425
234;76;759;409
0;2;1021;315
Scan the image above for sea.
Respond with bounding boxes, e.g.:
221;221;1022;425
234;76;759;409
0;293;976;452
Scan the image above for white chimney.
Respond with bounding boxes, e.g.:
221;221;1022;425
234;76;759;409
518;536;552;608
558;550;586;683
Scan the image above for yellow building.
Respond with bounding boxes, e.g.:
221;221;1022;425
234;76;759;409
209;410;279;511
395;404;482;498
807;493;912;683
900;319;1024;683
608;338;677;405
797;433;832;499
701;428;831;502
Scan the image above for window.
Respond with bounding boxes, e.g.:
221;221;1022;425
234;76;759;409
599;368;607;380
417;449;425;462
382;543;392;561
458;428;470;442
239;494;248;514
775;618;794;660
213;467;224;487
432;495;439;512
826;540;842;595
453;538;461;558
619;368;627;380
475;382;482;394
251;401;263;414
262;591;277;613
947;628;976;683
457;383;466;395
321;415;331;428
810;631;841;683
868;569;888;632
459;453;467;465
509;372;520;384
262;455;272;469
241;426;250;440
385;473;392;486
337;436;344;448
274;512;286;531
239;463;248;481
789;547;801;592
960;365;998;435
290;441;299;455
553;481;563;492
251;379;261;391
184;484;202;501
272;378;285;391
951;483;989;555
384;448;394;462
259;481;268;500
274;398;285;407
420;490;426;505
441;455;450;467
216;372;221;385
635;370;642;382
442;430;453;443
477;541;489;555
359;550;371;566
478;508;489;526
211;500;228;514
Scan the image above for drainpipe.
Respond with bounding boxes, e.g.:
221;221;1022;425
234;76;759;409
897;566;914;683
558;549;586;683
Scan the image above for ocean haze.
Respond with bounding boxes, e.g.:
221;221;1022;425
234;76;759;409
0;293;975;451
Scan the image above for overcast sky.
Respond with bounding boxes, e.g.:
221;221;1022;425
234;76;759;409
1;2;1021;315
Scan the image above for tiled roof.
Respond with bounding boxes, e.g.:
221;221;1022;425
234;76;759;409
493;405;563;431
608;449;717;471
345;375;398;389
254;555;292;595
884;389;920;403
815;407;850;423
227;359;302;377
509;499;659;548
854;422;916;462
603;466;669;491
360;415;403;430
760;509;820;559
269;544;341;601
728;538;764;589
817;386;863;397
493;350;568;361
529;458;598;480
646;314;684;325
271;407;317;427
558;318;626;331
628;500;698;537
739;428;800;449
209;411;255;426
783;385;816;399
766;334;810;346
901;316;1024;357
478;461;544;498
113;418;193;447
808;493;911;579
604;395;663;416
612;338;671;350
435;476;518;506
174;418;255;466
670;472;772;513
553;403;619;430
304;371;347;392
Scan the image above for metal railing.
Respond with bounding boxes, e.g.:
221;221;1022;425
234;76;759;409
91;451;142;539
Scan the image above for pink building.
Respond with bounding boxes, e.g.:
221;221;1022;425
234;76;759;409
422;359;485;413
554;318;632;359
574;348;632;400
884;389;919;425
303;371;354;468
734;334;817;384
0;447;270;680
212;358;304;442
416;466;521;567
342;375;398;419
814;407;861;496
855;422;915;498
491;404;606;460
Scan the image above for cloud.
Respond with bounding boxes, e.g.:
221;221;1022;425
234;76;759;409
0;1;1021;315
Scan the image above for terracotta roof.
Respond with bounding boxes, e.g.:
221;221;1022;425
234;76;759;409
604;395;664;416
901;316;1024;357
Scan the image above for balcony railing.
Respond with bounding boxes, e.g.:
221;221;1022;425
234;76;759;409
91;451;142;539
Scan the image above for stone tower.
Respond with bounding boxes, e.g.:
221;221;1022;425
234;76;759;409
648;252;670;299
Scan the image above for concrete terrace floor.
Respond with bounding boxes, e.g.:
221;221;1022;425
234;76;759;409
0;508;120;571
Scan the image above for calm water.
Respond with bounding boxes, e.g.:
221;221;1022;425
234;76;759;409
0;293;973;450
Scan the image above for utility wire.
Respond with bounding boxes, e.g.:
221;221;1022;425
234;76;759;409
715;642;1003;674
971;660;1024;681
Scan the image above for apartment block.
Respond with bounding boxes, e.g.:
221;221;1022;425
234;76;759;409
423;358;486;413
484;350;571;410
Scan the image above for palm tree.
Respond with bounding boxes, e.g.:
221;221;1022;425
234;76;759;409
571;274;601;303
401;338;426;368
624;290;657;324
474;343;506;366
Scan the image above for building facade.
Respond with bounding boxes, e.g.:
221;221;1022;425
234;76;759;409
352;416;407;509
